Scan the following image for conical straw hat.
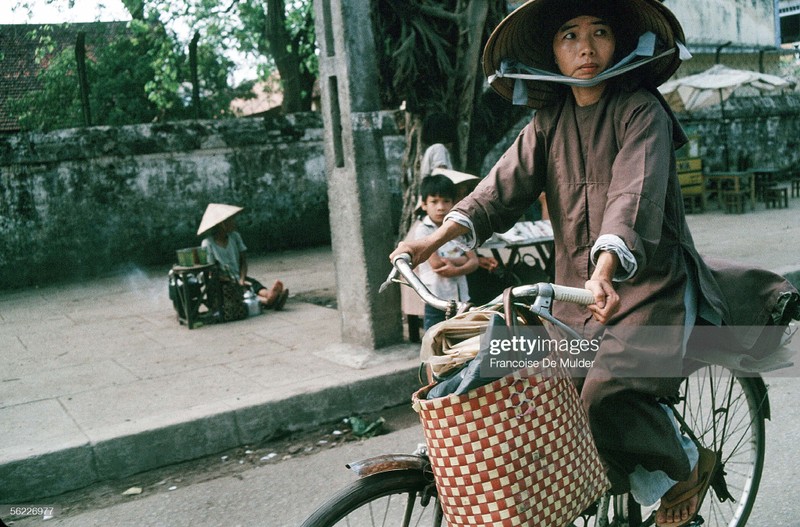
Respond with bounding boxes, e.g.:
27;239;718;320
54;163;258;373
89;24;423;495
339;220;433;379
197;203;243;236
483;0;686;109
432;167;480;186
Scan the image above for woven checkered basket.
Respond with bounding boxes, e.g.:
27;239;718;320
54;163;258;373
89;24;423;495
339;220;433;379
412;355;610;527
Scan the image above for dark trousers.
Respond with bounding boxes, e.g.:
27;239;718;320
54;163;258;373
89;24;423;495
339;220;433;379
423;304;447;331
573;326;691;493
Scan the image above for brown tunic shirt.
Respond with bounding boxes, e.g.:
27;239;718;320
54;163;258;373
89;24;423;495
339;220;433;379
454;86;797;368
452;86;798;482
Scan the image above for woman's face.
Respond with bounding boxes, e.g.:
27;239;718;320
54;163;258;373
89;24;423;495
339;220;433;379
220;217;237;234
552;15;616;79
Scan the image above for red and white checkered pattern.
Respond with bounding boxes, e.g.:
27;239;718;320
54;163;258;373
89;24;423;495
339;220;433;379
413;357;610;527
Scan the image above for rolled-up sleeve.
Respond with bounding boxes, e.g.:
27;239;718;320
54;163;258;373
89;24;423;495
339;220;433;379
443;211;477;250
591;234;637;281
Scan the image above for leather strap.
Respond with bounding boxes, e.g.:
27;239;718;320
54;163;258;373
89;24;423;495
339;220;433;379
503;286;517;331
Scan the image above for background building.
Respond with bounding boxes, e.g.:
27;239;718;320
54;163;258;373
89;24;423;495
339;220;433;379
780;0;800;43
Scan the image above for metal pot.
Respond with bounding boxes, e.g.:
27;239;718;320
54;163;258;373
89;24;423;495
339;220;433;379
243;290;262;316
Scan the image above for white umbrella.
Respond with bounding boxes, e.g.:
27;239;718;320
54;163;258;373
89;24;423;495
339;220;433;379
658;64;795;112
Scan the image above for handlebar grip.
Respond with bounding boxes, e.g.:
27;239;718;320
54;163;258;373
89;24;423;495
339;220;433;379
551;284;595;306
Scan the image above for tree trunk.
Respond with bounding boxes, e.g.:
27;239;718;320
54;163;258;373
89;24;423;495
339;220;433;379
451;1;488;171
267;0;313;112
395;2;488;239
397;113;423;240
75;32;92;126
189;31;201;119
120;0;145;20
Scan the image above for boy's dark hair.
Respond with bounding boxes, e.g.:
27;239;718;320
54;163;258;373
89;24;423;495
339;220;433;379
420;174;456;201
422;112;457;146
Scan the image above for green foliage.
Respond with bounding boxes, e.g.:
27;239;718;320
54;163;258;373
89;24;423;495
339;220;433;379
11;46;84;131
9;19;238;131
8;0;320;131
234;0;318;110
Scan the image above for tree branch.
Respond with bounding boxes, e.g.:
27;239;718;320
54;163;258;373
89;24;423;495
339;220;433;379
415;3;460;23
393;0;460;23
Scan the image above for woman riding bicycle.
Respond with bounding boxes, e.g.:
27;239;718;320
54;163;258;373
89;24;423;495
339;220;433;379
391;1;800;526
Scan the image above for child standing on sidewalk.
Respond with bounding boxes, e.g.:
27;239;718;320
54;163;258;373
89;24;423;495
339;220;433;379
414;175;479;330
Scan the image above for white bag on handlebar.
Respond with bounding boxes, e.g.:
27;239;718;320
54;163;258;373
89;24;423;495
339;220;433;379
421;308;500;378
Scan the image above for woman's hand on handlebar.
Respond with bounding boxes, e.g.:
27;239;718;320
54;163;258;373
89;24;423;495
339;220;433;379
390;238;437;268
390;219;470;268
585;250;621;324
585;277;620;324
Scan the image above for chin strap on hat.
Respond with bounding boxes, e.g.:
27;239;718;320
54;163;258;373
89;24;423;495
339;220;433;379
491;32;692;106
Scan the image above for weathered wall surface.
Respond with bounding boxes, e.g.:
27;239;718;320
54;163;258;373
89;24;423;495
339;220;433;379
0;112;405;290
668;0;777;48
2;95;798;291
676;94;800;171
663;0;782;77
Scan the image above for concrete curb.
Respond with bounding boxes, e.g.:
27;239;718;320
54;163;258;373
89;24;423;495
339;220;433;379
1;367;421;503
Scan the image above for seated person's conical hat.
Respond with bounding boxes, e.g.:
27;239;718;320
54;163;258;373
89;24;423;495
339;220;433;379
197;203;243;236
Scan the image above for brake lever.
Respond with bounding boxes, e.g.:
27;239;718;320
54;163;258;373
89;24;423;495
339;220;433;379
378;267;400;294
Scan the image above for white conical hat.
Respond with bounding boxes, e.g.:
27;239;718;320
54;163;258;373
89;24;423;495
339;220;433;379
197;203;243;235
432;167;480;186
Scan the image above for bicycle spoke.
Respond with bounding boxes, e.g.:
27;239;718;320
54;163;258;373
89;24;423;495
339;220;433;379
313;481;441;527
670;366;765;527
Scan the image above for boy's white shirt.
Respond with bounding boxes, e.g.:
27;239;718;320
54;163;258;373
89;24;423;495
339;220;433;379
415;215;470;302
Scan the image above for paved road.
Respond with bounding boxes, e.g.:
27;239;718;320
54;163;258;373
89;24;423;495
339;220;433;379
8;375;799;527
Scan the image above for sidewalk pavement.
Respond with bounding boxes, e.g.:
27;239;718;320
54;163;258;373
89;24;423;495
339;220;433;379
2;198;800;502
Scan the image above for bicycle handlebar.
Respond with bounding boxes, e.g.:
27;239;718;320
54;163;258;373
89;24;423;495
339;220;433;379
388;253;595;310
390;254;464;313
550;284;596;306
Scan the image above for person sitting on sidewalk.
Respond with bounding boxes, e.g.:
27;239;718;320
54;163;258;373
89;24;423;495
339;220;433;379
414;175;479;330
198;203;288;311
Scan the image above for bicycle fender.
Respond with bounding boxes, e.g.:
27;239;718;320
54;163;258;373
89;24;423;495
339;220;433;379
744;375;771;420
346;454;429;478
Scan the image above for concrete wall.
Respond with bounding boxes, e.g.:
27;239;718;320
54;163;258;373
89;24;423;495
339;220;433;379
665;0;783;77
676;94;800;171
0;112;405;290
668;0;777;47
2;94;798;291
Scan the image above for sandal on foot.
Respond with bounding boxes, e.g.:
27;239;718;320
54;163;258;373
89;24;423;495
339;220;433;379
272;289;289;311
656;447;717;527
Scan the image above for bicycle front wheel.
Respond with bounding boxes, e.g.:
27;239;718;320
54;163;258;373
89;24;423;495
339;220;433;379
300;469;444;527
674;364;767;527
